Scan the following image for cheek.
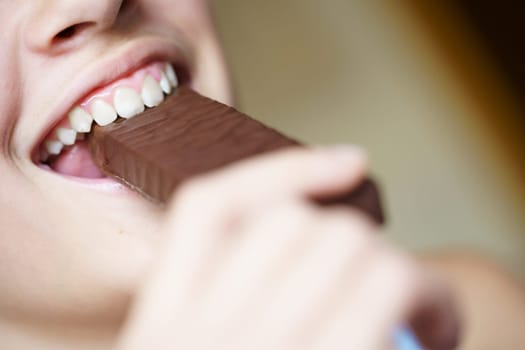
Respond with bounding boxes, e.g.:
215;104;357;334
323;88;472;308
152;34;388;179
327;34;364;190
152;0;210;16
0;34;23;158
143;0;214;38
0;162;162;322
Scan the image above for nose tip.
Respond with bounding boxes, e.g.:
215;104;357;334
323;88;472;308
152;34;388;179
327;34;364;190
24;0;125;54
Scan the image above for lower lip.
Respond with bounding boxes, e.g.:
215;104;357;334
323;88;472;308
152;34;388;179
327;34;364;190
38;163;133;193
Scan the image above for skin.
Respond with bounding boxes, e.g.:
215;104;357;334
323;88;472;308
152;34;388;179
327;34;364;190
0;0;233;343
0;1;522;349
424;254;525;350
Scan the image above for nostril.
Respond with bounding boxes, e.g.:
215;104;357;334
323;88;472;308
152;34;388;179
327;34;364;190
55;26;77;40
53;22;93;44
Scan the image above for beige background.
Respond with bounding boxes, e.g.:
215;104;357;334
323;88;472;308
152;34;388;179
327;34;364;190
212;1;525;277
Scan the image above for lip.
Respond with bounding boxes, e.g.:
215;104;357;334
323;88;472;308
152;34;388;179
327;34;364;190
35;160;151;200
30;37;192;163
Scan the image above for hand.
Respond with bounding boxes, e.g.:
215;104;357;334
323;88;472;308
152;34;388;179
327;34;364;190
117;147;460;350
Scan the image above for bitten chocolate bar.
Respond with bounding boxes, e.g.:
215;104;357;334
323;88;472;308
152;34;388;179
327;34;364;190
88;87;385;224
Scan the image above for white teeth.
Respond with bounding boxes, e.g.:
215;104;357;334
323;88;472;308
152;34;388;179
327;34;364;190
68;107;93;133
114;87;145;118
165;63;179;88
45;140;64;155
55;127;77;146
91;99;118;126
159;72;172;94
44;62;179;158
141;75;164;108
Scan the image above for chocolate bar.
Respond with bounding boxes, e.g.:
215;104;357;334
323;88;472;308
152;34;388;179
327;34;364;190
88;87;385;224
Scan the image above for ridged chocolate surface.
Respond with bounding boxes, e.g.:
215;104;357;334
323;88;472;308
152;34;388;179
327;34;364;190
89;87;385;224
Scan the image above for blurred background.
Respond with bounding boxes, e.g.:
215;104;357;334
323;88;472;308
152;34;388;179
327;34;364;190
212;1;525;278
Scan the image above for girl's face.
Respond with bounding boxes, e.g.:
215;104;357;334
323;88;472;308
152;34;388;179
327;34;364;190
0;0;232;325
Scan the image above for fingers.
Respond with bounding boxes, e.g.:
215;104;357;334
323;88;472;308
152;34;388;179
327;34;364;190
312;250;460;350
254;210;375;340
119;146;461;350
313;251;420;350
128;146;367;336
154;146;370;308
121;201;459;350
194;201;318;325
198;145;367;199
168;146;368;226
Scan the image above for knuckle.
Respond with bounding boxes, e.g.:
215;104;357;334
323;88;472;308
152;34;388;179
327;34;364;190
339;208;377;232
172;177;216;209
320;210;375;245
278;200;318;221
265;201;319;234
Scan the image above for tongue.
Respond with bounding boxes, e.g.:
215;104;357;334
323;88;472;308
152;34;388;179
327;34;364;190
49;141;105;178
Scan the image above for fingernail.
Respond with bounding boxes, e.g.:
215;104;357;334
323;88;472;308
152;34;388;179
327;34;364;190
320;144;368;162
310;144;368;181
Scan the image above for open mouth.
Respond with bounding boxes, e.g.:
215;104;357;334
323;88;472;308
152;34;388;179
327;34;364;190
36;61;183;180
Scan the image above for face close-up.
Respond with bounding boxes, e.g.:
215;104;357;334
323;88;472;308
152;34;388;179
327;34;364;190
0;0;232;326
4;2;525;350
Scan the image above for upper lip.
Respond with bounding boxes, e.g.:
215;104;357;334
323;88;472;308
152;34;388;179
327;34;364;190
31;37;192;162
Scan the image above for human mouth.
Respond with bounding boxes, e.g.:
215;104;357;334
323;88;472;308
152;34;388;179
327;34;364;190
37;61;180;179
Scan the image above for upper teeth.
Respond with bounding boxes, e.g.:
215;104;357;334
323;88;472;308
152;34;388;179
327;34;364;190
45;140;64;156
68;107;93;133
165;63;179;88
91;99;118;126
43;63;179;159
141;75;165;108
114;87;145;119
56;127;77;146
159;72;172;95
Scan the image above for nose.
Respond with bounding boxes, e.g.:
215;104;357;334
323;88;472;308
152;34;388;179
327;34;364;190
24;0;125;53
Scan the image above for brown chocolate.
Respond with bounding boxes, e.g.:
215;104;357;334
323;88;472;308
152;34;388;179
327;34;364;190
88;87;385;224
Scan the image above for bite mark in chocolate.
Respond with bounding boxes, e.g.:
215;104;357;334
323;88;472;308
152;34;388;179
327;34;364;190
88;87;385;224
